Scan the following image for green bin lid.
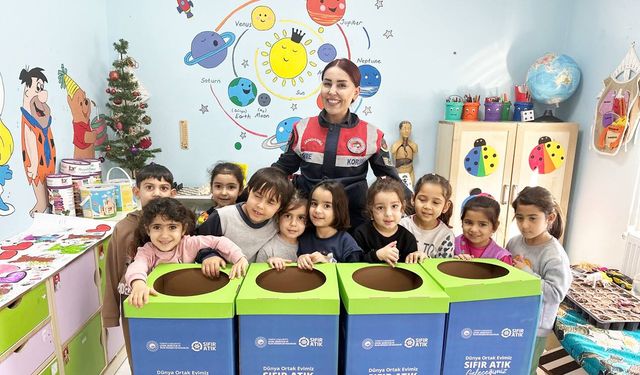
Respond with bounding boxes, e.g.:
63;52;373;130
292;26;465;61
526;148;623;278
420;258;541;303
337;263;449;314
235;263;339;315
123;263;242;319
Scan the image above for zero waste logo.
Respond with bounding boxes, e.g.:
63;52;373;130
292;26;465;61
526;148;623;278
255;336;267;348
191;341;203;351
146;340;159;352
298;337;310;347
461;328;473;339
362;338;374;350
403;338;415;348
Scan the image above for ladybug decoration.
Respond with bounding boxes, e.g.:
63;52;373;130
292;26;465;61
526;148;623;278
529;136;566;174
464;138;499;177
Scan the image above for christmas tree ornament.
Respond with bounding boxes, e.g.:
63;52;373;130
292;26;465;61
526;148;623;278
115;122;123;130
130;146;139;155
105;88;111;94
139;137;152;149
109;70;120;81
133;91;140;97
113;98;122;105
139;103;147;109
105;145;111;152
142;115;151;125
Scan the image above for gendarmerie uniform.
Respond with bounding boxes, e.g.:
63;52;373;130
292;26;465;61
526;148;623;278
273;110;404;229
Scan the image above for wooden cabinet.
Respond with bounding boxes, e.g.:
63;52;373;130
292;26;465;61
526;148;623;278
435;121;578;246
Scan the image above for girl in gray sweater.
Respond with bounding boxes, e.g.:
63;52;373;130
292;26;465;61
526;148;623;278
506;186;571;375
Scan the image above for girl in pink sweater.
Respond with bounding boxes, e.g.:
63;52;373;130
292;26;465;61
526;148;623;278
126;197;247;308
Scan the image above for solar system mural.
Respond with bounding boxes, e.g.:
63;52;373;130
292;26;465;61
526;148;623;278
182;0;388;150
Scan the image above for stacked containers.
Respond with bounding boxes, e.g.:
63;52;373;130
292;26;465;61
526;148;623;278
124;264;242;375
421;259;542;375
105;167;137;212
336;263;449;374
236;264;340;374
60;159;91;217
82;158;102;184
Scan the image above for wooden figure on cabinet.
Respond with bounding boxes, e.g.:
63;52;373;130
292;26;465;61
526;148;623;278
391;120;418;187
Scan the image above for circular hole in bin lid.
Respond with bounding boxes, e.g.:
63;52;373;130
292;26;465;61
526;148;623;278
352;266;423;292
437;261;509;279
153;268;229;296
256;267;326;293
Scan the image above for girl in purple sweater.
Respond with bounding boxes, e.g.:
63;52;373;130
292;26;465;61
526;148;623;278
126;198;247;308
454;189;513;265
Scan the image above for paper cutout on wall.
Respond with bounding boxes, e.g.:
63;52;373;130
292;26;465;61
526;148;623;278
177;0;194;19
464;138;499;177
0;73;15;216
58;64;96;159
19;67;56;217
529;136;566;174
185;1;387;151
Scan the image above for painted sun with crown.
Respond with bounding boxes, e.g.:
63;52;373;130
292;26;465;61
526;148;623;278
261;28;318;87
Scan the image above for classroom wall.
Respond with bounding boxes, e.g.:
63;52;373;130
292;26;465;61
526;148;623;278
0;1;109;239
5;0;635;272
560;0;640;268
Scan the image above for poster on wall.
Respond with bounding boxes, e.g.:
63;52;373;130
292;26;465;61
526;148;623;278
0;72;15;217
182;0;389;151
0;213;114;308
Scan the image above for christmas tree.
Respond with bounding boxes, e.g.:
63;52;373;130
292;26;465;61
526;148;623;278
98;39;160;176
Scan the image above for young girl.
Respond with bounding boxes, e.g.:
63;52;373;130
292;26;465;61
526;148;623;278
454;189;513;265
256;190;307;270
197;162;244;226
399;173;455;258
297;181;363;270
353;178;419;266
126;197;248;308
506;186;571;375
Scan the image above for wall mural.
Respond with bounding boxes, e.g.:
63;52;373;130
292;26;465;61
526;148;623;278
58;64;97;159
183;0;389;151
0;73;15;216
19;67;56;217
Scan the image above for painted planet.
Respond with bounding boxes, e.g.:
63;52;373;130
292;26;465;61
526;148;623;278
318;43;337;62
316;93;324;109
306;0;346;26
251;6;276;31
359;64;381;98
184;31;236;68
258;93;271;107
262;116;301;150
228;77;257;107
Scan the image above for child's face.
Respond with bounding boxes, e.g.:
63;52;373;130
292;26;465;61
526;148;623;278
134;178;176;208
371;191;403;233
147;215;185;252
462;209;496;248
413;183;451;227
514;204;555;243
243;188;281;224
309;187;335;229
211;173;241;207
279;205;307;242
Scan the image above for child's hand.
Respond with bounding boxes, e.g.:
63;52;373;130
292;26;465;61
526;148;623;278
513;255;526;269
202;256;226;278
230;257;248;279
406;251;427;264
268;257;292;271
129;279;158;308
376;241;400;267
297;252;326;270
454;254;474;261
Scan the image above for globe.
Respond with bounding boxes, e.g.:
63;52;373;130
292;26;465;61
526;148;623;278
525;53;581;105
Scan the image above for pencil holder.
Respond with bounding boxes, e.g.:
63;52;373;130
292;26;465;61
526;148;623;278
513;101;533;121
461;102;480;121
483;102;503;121
500;101;512;121
445;101;464;120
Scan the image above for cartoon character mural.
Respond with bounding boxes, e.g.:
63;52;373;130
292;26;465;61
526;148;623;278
0;73;15;216
19;67;56;216
58;64;96;159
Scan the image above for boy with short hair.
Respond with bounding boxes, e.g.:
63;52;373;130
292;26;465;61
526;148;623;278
101;163;176;369
196;167;294;276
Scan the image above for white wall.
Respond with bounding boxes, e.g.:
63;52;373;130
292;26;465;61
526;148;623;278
0;0;109;239
561;0;640;268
